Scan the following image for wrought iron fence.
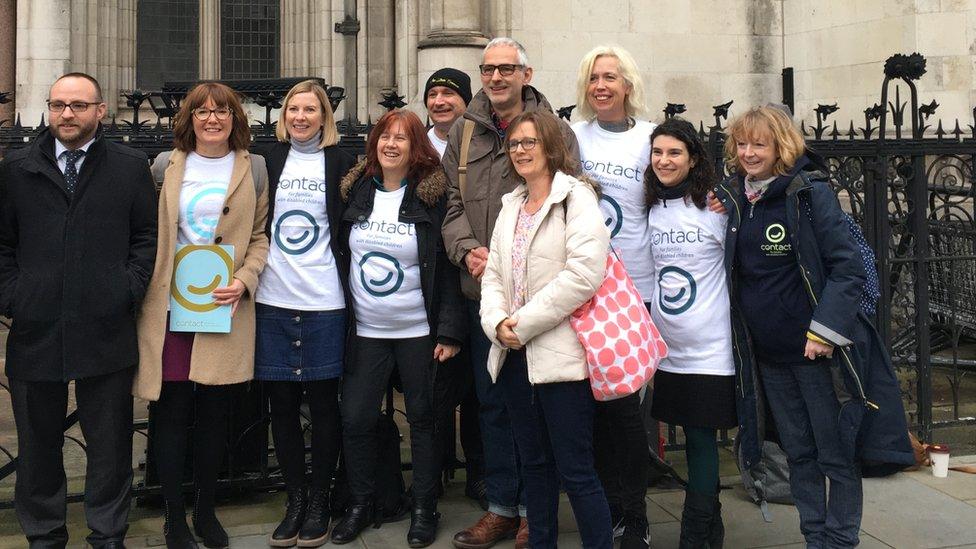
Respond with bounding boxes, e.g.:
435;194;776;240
1;53;975;506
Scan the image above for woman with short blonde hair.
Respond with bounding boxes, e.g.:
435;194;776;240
571;45;654;548
274;79;340;148
256;78;357;547
716;105;913;548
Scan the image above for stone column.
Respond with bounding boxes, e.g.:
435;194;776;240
416;0;486;106
0;0;15;125
16;0;73;123
199;0;220;79
281;2;338;82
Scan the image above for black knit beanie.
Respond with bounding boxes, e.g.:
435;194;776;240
424;68;473;105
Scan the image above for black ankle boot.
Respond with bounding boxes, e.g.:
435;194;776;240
297;486;330;547
679;490;715;549
329;499;373;545
192;490;228;548
163;501;199;549
269;488;307;547
406;502;440;548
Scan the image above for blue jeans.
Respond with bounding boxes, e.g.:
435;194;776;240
760;361;862;549
498;350;612;549
468;299;523;516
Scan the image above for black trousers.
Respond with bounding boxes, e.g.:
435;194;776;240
267;379;341;492
593;391;649;520
150;381;240;510
432;346;483;479
341;335;438;503
10;367;135;549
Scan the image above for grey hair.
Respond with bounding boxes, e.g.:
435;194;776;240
484;37;530;67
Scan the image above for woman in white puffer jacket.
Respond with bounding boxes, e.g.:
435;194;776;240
479;109;612;549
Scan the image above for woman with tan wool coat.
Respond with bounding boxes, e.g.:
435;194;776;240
134;82;269;549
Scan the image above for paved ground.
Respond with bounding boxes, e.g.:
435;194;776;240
3;322;976;548
1;455;976;548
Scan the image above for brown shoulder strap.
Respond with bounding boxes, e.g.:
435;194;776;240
458;119;476;199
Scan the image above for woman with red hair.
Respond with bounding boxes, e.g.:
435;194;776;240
330;110;465;548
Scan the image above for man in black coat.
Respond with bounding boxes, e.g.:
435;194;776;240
0;72;157;548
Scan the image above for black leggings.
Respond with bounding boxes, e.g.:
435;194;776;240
593;392;650;519
267;379;341;492
151;381;239;507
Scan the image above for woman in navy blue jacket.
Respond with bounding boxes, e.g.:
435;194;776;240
714;105;913;549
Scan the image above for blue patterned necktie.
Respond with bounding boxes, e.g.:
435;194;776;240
61;149;85;195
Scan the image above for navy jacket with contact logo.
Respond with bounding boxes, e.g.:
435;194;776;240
0;127;158;381
734;156;812;363
715;151;913;480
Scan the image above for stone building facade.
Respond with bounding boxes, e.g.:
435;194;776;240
3;0;976;128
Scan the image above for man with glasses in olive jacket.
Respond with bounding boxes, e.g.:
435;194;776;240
441;37;580;549
0;73;157;549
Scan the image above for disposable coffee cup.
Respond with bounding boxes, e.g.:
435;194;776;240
929;444;950;478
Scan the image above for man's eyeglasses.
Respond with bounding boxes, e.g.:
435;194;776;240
192;107;233;121
479;64;524;77
47;101;102;113
507;137;539;152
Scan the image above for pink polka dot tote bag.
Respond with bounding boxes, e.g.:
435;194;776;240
570;248;667;401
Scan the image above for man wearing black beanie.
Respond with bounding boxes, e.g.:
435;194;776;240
425;68;472;157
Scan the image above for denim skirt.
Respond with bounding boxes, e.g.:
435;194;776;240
254;302;346;382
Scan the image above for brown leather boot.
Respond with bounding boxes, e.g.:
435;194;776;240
514;518;529;549
452;512;519;549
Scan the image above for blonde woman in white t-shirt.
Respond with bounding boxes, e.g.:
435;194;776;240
255;80;357;548
571;45;654;549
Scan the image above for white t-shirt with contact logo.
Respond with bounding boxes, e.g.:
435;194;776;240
572;119;656;301
349;185;430;338
178;151;234;245
256;148;345;310
647;197;734;376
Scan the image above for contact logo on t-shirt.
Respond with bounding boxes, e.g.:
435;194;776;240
600;195;623;238
658;265;697;315
184;184;226;241
255;149;344;311
572;119;656;300
647;199;734;376
349;186;429;338
274;209;321;255
178;151;234;246
358;251;404;296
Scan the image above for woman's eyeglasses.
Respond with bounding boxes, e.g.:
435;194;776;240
507;137;539;152
192;107;232;121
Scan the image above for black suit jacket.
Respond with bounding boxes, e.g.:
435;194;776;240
0;127;158;381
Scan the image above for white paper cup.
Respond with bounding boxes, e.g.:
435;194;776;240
929;444;950;478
